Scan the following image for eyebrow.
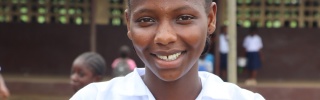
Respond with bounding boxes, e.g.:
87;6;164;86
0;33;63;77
132;8;155;16
132;5;197;16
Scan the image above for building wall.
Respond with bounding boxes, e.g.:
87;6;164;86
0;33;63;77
0;23;319;80
221;0;320;28
0;23;143;76
237;27;320;80
0;23;91;75
1;1;319;80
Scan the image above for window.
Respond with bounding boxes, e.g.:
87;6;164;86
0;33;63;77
252;0;261;5
109;0;125;26
38;15;46;24
273;20;281;28
243;20;251;28
0;15;5;23
68;8;76;15
237;0;243;5
304;21;309;28
265;20;273;28
0;0;90;24
245;0;252;5
59;16;67;24
237;0;319;28
312;21;318;28
111;18;121;26
75;16;83;25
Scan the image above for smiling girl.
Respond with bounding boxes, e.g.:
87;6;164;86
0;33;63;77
70;0;265;100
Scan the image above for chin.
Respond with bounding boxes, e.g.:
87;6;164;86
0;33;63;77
71;85;81;92
157;70;183;82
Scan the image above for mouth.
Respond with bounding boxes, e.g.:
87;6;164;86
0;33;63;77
70;82;80;91
152;51;186;61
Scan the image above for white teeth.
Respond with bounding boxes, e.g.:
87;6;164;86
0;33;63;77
156;52;181;61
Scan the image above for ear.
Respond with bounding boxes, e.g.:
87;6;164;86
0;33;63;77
125;9;133;40
207;2;217;35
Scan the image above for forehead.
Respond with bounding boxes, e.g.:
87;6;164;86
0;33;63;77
129;0;206;13
73;58;90;69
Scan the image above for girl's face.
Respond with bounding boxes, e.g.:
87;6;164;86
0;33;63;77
126;0;216;81
70;59;99;92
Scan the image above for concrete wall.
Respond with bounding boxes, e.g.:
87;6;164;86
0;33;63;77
0;23;142;76
0;23;319;80
237;27;320;80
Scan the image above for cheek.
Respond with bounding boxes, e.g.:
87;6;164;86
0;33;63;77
80;75;95;86
130;27;155;52
179;25;207;49
80;72;96;84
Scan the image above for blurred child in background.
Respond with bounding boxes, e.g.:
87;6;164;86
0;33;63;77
243;26;264;85
0;66;9;100
111;45;137;77
219;25;229;81
70;52;106;92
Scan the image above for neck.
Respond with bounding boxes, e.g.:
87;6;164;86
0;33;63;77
143;66;202;100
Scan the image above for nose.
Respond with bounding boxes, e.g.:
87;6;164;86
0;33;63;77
154;22;177;45
70;73;79;82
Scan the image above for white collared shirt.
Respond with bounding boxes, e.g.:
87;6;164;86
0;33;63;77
243;34;263;52
219;34;229;54
70;68;265;100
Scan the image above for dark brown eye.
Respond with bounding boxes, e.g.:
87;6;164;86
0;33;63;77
176;15;195;25
137;17;155;22
177;15;194;21
136;17;155;27
78;71;85;77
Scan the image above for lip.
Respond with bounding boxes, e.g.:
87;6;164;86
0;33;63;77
70;82;81;90
151;50;186;69
151;49;185;55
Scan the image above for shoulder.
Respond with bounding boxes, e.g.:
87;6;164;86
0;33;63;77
254;35;263;43
69;82;101;100
70;78;123;100
112;58;121;63
221;83;264;100
70;69;148;100
127;58;136;63
243;35;250;41
198;72;265;100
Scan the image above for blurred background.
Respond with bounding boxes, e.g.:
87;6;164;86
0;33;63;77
0;0;319;100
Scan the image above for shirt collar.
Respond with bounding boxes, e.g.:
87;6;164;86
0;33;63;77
116;68;231;99
115;68;152;97
196;72;232;100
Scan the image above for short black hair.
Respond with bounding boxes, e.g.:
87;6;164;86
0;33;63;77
127;0;213;14
76;52;106;76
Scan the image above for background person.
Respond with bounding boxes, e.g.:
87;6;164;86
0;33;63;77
111;45;137;77
70;52;106;92
0;66;9;100
219;25;228;81
243;26;264;85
